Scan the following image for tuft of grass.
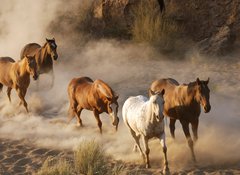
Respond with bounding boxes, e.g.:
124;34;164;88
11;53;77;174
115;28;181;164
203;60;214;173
37;156;72;175
131;0;182;51
74;140;108;175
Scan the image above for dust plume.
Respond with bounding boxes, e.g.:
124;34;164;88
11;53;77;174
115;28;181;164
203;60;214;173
0;0;240;173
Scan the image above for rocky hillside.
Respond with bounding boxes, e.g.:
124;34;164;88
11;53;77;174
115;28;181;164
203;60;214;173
92;0;240;55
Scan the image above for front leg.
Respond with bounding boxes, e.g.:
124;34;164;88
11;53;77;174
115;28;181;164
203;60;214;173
142;136;150;168
93;110;102;134
16;87;28;113
180;119;196;162
159;133;169;174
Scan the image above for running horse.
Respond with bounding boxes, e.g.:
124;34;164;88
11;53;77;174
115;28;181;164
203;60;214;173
67;77;119;133
0;56;38;112
149;78;211;162
20;38;58;87
122;90;169;172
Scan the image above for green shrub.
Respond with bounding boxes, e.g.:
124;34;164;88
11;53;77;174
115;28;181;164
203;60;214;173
37;157;72;175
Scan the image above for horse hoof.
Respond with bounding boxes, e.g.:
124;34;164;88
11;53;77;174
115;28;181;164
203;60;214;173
163;167;170;175
146;164;151;169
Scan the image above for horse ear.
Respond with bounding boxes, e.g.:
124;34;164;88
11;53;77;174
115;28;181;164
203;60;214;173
149;89;155;96
206;77;210;84
196;78;201;85
161;89;165;96
52;37;55;41
46;38;50;42
114;94;119;100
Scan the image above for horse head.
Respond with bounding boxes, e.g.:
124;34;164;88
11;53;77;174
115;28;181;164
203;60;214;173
195;78;211;113
25;55;39;80
149;89;165;121
46;38;58;60
96;81;119;131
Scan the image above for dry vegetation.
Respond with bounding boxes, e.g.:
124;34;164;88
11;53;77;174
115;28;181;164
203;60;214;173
37;140;126;175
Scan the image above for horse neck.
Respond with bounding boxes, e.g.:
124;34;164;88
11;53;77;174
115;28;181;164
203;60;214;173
96;80;114;99
40;43;51;60
145;100;156;124
15;59;30;77
183;84;199;106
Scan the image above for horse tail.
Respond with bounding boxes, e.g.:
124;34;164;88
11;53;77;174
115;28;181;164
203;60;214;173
67;105;75;124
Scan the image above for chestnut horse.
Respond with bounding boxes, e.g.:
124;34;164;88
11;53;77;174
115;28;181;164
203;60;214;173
20;38;58;87
149;78;211;162
0;56;38;112
67;77;119;133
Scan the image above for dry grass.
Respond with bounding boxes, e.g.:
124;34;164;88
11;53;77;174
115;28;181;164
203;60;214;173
74;140;108;175
37;157;72;175
131;0;182;50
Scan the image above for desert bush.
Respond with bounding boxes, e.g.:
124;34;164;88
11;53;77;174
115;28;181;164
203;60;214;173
37;156;72;175
74;140;108;175
131;0;182;51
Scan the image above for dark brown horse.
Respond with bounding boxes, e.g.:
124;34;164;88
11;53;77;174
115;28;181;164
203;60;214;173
149;78;211;162
20;38;58;87
67;77;119;133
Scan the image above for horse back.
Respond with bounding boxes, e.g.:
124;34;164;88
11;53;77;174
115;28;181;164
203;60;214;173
0;57;16;86
68;77;95;110
150;78;179;95
20;43;41;59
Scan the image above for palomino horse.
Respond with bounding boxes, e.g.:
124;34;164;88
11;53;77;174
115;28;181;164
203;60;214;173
122;90;169;173
149;78;211;162
67;77;119;133
0;56;38;112
20;38;58;87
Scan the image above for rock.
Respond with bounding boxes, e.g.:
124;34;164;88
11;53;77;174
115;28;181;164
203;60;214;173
198;25;236;55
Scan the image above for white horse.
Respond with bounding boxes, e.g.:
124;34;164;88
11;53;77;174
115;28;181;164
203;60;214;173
122;90;169;173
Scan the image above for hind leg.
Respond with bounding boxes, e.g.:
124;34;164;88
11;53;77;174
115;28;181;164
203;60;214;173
7;87;12;103
67;100;77;123
129;129;145;162
169;118;176;139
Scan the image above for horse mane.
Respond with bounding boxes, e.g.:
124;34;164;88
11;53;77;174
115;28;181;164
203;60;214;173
94;80;115;99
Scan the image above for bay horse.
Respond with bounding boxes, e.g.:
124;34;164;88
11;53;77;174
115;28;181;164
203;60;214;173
0;56;38;112
149;78;211;162
20;38;58;87
122;90;169;173
67;77;119;133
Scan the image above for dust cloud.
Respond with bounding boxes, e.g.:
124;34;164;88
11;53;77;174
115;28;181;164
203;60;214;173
0;0;240;172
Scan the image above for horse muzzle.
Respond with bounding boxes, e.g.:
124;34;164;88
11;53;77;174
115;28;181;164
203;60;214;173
33;75;39;80
53;54;58;60
204;105;211;113
112;117;119;131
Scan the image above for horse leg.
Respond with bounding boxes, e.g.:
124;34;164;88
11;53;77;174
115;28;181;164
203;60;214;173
93;110;102;134
50;69;55;88
169;118;176;139
159;133;169;174
142;136;151;168
129;129;145;161
191;118;199;142
0;83;3;92
76;107;83;127
16;88;28;113
180;119;196;162
7;87;12;103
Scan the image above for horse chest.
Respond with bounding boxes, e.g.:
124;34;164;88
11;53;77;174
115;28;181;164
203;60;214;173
39;57;53;73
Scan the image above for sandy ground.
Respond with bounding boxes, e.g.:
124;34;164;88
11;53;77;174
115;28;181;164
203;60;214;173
0;41;240;174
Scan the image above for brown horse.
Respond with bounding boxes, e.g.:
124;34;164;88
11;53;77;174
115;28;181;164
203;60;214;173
0;56;38;112
20;38;58;87
67;77;119;133
149;78;211;162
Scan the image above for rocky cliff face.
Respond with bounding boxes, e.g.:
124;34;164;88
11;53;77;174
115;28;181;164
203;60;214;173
93;0;240;55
